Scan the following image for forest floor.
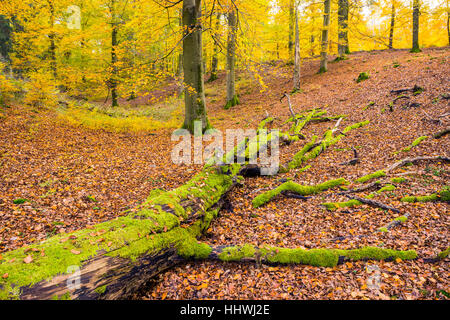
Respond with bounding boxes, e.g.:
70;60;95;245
0;48;449;300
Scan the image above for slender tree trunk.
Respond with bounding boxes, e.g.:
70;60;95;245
209;13;221;82
182;0;209;132
48;0;57;80
109;0;119;107
447;0;450;46
337;0;349;57
225;9;239;109
389;3;395;49
319;0;331;73
411;0;420;52
288;0;294;62
293;6;301;91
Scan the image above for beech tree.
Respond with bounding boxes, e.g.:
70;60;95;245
411;0;421;52
225;7;239;109
182;0;209;132
319;0;331;73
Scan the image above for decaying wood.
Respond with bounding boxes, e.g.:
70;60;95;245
337;181;383;195
339;147;359;165
433;127;450;139
385;156;450;173
345;195;400;213
280;92;296;119
390;84;423;95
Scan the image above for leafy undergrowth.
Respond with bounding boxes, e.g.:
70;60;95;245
56;95;183;133
0;48;449;300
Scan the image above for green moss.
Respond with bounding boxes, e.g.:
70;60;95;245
260;246;416;267
51;292;71;300
258;117;274;130
401;188;449;203
322;199;361;211
224;95;240;110
394;215;408;223
356;72;370;83
335;247;417;261
391;177;406;183
260;247;339;267
94;285;107;295
253;178;349;208
218;244;256;262
12;198;27;204
355;170;386;183
438;247;449;259
377;184;396;194
0;164;240;299
285;120;369;172
378;227;388;233
395;136;428;154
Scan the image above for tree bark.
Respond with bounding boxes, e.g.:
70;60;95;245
293;6;301;91
319;0;331;73
338;0;349;57
411;0;420;52
388;2;395;49
208;13;221;82
48;0;57;80
0;164;240;300
288;0;294;62
109;0;119;107
225;9;239;109
182;0;209;132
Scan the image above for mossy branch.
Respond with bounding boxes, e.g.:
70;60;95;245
205;245;417;268
252;178;349;208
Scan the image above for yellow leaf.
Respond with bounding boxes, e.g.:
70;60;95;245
197;282;208;290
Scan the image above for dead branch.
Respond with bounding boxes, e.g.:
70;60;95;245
385;156;450;173
345;195;400;213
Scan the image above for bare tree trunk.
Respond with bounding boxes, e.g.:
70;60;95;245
182;0;209;132
337;0;349;57
225;9;239;110
293;6;301;91
319;0;331;73
447;0;450;46
288;0;294;62
108;0;119;107
389;2;395;49
209;13;221;82
48;0;57;80
411;0;420;52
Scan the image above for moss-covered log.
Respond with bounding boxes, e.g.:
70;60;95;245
252;178;349;208
0;164;242;300
282;120;369;172
401;188;450;203
207;245;417;267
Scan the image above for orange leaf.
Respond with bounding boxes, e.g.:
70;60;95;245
71;249;81;255
23;255;33;264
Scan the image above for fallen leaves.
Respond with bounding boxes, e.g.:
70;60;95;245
23;255;33;264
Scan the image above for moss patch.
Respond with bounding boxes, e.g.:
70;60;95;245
355;170;386;184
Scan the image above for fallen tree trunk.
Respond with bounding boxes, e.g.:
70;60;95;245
0;164;242;300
